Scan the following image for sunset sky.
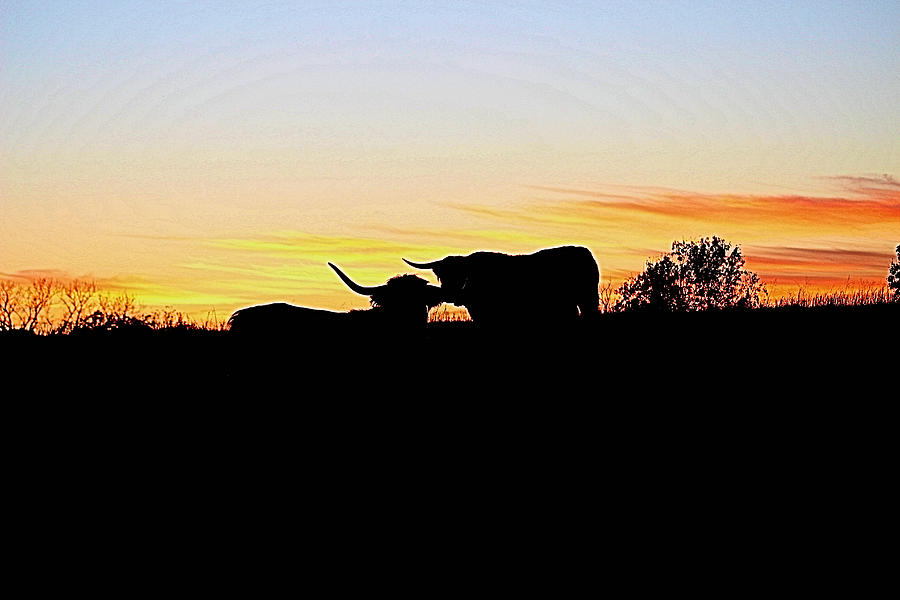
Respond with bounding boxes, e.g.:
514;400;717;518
2;1;898;318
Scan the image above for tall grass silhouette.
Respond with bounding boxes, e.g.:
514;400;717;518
770;286;894;308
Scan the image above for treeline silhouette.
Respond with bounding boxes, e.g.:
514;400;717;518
0;278;223;335
2;237;896;393
2;281;894;398
2;237;896;336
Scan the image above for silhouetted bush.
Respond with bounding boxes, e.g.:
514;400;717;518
889;244;900;300
615;236;766;312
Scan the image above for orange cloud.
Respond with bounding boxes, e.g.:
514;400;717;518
743;246;893;272
0;269;149;291
524;185;900;228
458;178;899;296
7;176;896;316
209;178;897;306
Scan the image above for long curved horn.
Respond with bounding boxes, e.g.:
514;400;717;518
328;263;386;296
403;258;442;270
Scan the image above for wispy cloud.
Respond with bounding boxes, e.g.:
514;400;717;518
743;245;895;277
1;269;73;283
453;178;900;293
13;176;893;313
821;173;900;192
0;269;153;291
522;183;900;227
198;227;612;311
206;177;898;302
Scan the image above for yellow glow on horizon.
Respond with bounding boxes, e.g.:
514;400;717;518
3;177;897;321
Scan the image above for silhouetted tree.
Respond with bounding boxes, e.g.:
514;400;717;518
19;278;58;332
98;290;138;324
888;244;900;300
58;280;98;333
0;280;22;331
616;236;766;312
0;279;207;334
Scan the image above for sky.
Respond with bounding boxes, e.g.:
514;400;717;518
2;0;898;317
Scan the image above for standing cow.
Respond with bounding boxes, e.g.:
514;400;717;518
403;246;599;326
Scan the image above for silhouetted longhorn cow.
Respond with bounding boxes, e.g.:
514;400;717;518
403;246;599;325
227;263;444;336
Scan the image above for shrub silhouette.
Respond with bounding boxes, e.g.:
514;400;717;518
889;244;900;300
615;236;765;312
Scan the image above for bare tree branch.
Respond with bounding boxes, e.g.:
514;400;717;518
18;278;58;333
59;280;98;333
0;280;23;330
